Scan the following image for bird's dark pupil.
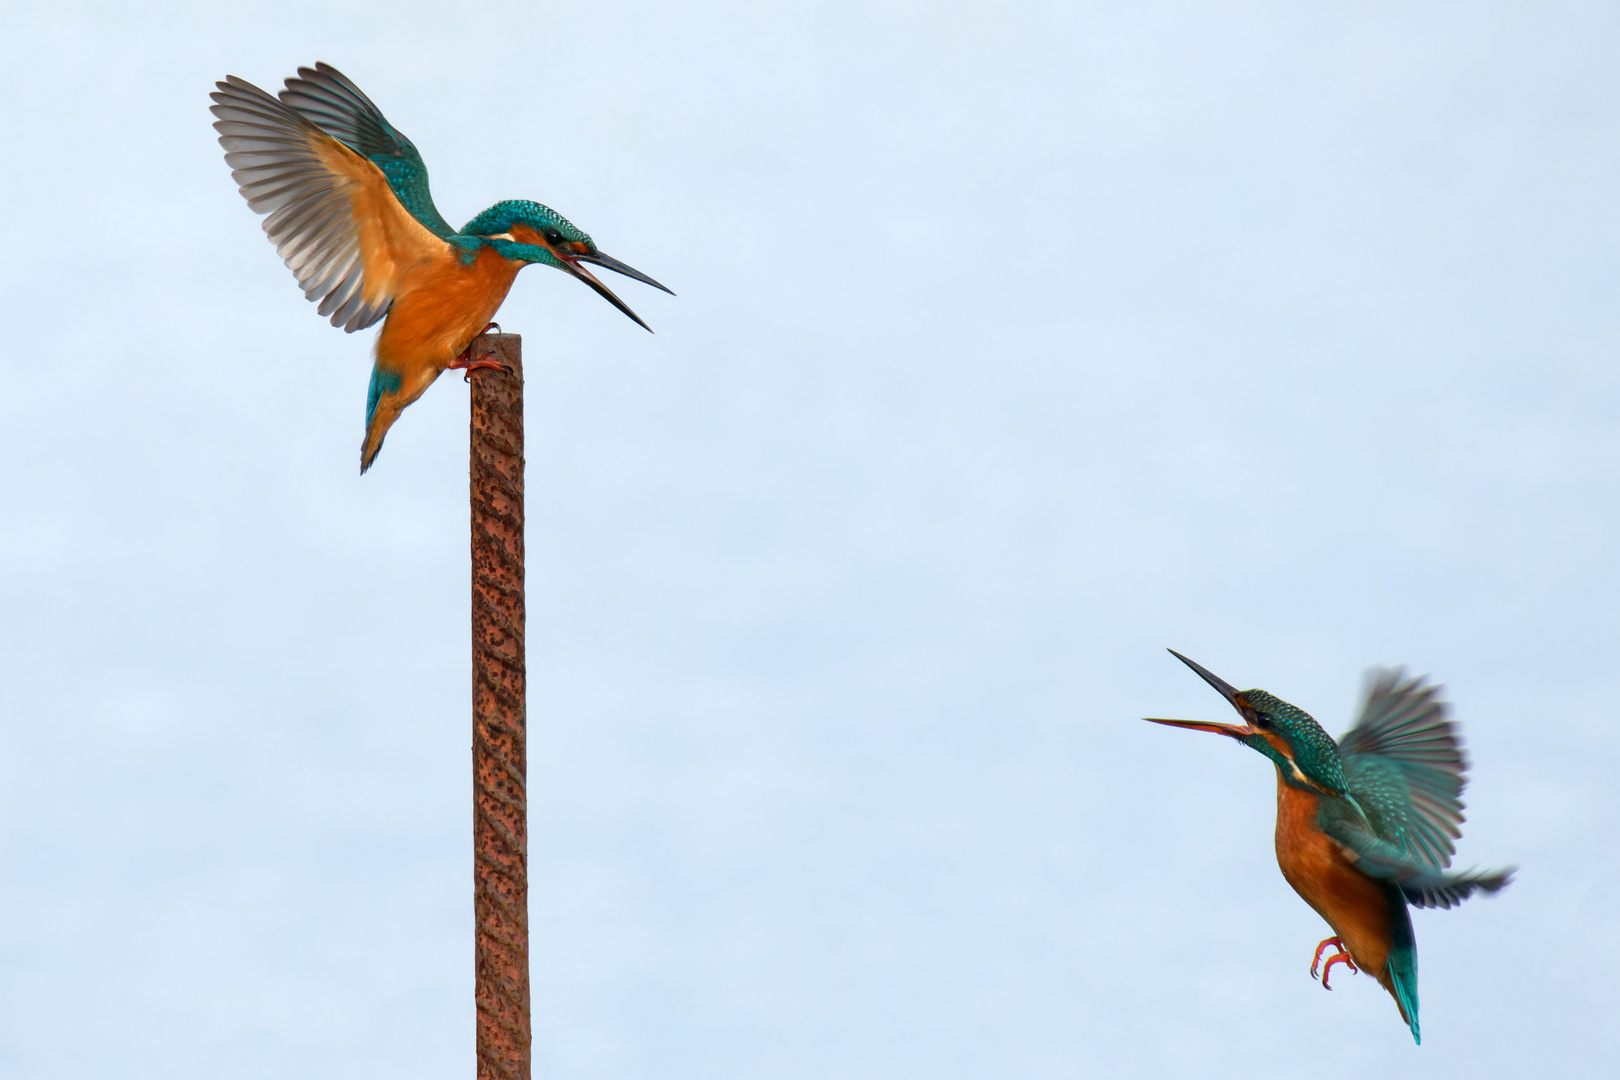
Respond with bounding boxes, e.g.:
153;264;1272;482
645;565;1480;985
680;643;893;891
1256;714;1272;729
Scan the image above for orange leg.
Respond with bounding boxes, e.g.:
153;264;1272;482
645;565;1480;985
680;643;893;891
1310;937;1358;990
447;325;511;381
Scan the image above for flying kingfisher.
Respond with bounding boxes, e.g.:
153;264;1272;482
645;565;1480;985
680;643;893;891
210;63;671;472
1146;650;1513;1044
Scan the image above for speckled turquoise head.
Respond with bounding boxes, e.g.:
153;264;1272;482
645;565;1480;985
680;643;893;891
1144;650;1349;796
460;199;674;332
462;199;593;265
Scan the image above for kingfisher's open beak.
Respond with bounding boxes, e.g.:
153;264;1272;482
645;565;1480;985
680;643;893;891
577;250;675;295
555;248;673;333
1142;649;1258;738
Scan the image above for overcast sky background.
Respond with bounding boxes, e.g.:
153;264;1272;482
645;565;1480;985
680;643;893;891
1;1;1615;1076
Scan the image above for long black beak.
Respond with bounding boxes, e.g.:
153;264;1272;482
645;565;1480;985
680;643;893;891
1143;649;1257;738
1167;650;1247;710
577;250;675;295
554;250;672;333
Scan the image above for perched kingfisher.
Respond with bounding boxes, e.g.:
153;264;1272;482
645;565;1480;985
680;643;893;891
209;63;671;472
1146;650;1514;1044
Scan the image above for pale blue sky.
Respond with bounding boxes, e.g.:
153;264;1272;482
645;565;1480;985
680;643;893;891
1;2;1615;1077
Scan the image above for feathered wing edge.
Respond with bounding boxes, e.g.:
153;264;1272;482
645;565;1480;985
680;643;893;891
1399;865;1516;911
1341;669;1469;869
1322;802;1515;910
278;63;456;239
277;62;398;158
210;76;394;332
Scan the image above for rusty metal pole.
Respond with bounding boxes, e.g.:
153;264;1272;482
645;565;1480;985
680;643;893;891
468;332;530;1080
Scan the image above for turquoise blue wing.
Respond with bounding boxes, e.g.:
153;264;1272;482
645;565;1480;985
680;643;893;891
1338;669;1466;870
278;63;456;239
1318;799;1514;909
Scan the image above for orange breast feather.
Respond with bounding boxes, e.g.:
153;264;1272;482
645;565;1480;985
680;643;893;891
1273;776;1394;980
382;247;520;364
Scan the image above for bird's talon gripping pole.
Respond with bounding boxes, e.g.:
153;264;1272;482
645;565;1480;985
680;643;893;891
449;340;515;382
457;359;513;383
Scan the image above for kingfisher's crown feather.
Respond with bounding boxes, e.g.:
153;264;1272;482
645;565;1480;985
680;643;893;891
461;199;593;247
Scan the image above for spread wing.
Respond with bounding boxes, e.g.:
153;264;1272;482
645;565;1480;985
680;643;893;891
1318;799;1514;910
1338;669;1467;870
277;63;456;239
210;74;450;332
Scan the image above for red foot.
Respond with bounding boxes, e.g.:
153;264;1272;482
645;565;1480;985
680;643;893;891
447;329;511;382
1321;951;1357;989
1310;937;1358;990
1310;936;1340;977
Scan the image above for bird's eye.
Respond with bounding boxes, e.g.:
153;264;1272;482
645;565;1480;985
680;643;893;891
544;229;563;244
1254;713;1272;730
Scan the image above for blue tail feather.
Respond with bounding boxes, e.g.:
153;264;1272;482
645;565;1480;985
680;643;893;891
1384;886;1421;1044
366;364;403;429
360;364;405;473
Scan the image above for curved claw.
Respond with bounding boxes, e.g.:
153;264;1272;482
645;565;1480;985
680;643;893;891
447;341;511;382
1310;937;1343;979
1310;937;1358;990
1320;951;1358;990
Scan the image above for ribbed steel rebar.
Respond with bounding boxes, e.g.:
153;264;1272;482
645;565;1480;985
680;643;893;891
469;333;529;1080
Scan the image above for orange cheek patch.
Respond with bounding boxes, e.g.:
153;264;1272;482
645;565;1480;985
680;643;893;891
1262;731;1294;756
508;223;544;245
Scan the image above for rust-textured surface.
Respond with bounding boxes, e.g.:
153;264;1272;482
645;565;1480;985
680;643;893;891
469;332;530;1080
